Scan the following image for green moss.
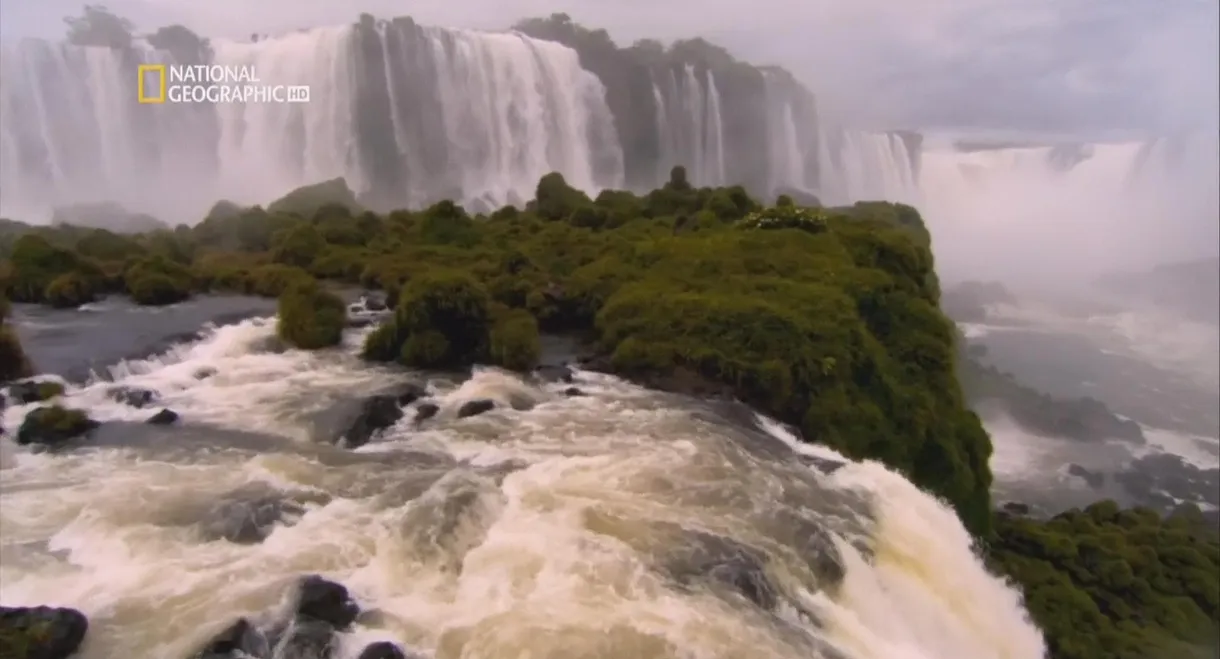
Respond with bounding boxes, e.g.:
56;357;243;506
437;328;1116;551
0;323;33;383
16;405;97;446
276;278;346;350
124;256;193;305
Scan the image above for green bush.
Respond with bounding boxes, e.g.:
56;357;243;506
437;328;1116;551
363;270;493;368
0;324;33;383
124;256;192;305
44;271;98;308
16;404;97;446
489;308;541;371
990;503;1219;659
276;278;346;350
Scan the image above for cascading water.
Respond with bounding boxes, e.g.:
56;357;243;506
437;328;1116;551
0;21;624;222
761;71;808;192
652;66;728;187
0;304;1048;658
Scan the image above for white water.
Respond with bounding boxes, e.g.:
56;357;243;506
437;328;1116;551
0;316;1047;658
653;66;728;188
0;22;623;221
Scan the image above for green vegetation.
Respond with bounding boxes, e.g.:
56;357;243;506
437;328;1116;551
277;277;346;350
0;294;33;382
989;502;1219;659
2;168;1214;655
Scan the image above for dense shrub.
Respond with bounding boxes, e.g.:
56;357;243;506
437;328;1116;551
44;271;98;308
363;270;493;368
276;278;346;350
488;307;542;371
124;256;192;305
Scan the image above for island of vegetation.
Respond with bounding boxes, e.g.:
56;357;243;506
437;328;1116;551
1;170;1215;659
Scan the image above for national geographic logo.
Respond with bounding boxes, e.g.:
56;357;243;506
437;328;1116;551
137;64;310;104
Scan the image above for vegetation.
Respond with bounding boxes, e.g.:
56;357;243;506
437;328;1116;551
3;167;1214;655
0;295;33;383
989;502;1219;659
277;277;346;350
15;405;98;446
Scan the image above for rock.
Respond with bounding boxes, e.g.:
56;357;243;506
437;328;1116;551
392;383;426;407
414;402;440;423
198;491;317;544
363;296;387;312
194;367;218;380
358;641;408;659
563;387;585;397
1000;501;1032;516
797;454;846;475
7;380;65;405
346;317;377;329
108;386;157;408
534;365;574;384
340;395;404;449
270;617;337;659
16;406;99;447
0;605;89;659
456;399;495;419
295;575;360;629
1066;463;1105;489
146;408;179;425
191;617;269;659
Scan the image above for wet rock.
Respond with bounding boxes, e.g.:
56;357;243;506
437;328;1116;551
797;454;846;476
16;405;99;447
340;395;404;449
414;402;440;423
346;317;377;329
456;399;495;419
147;408;180;425
295;575;360;630
0;605;88;659
1066;463;1105;489
363;296;387;312
1117;453;1220;510
108;385;157;408
358;641;408;659
270;617;337;659
198;490;321;544
1000;501;1032;516
191;617;269;658
7;380;66;405
194;367;218;380
563;387;585;397
667;531;779;612
392;383;427;407
533;364;574;384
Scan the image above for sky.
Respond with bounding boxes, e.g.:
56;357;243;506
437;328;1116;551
1;0;1217;134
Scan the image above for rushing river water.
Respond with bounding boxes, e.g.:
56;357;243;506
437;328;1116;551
0;297;1047;658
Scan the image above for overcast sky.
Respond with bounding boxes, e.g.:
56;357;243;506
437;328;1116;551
2;0;1216;134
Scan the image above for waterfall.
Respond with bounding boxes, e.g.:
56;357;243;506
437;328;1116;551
0;22;625;222
651;65;728;188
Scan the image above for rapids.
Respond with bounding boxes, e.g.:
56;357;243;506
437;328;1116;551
0;306;1047;658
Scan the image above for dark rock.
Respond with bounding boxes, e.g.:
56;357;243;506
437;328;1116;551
1117;453;1220;511
363;297;387;312
346;317;377;329
706;554;779;611
667;530;779;611
16;406;99;447
270;617;337;659
295;575;359;630
797;454;846;476
414;403;440;423
7;380;65;405
191;617;269;658
146;408;179;425
197;490;321;544
563;387;585;397
1066;463;1105;489
1000;501;1031;516
108;386;157;409
194;367;218;380
340;395;404;449
392;383;427;407
0;605;88;659
456;399;495;419
534;364;574;384
358;641;408;659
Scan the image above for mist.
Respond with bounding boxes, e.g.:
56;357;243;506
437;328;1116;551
0;0;1216;291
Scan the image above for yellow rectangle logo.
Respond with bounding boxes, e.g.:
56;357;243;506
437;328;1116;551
137;64;166;104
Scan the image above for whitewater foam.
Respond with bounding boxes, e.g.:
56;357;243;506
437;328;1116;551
0;314;1047;658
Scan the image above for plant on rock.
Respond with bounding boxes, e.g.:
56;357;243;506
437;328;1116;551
276;278;346;350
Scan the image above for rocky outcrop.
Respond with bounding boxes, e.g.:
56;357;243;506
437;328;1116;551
146;408;179;425
15;405;99;447
5;380;65;405
456;399;495;419
0;605;88;659
333;383;426;448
